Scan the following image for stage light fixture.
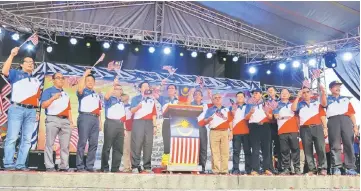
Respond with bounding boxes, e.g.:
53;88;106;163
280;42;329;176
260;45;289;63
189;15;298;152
103;42;110;49
86;42;91;48
191;51;197;58
342;52;352;61
223;57;227;62
232;56;238;62
26;44;34;50
249;67;256;74
180;52;184;57
46;46;53;53
117;44;125;50
12;33;19;41
206;53;212;59
308;58;316;67
266;70;271;75
70;38;77;45
134;47;139;52
292;60;300;68
163;47;171;55
149;47;155;53
279;63;286;70
323;52;337;68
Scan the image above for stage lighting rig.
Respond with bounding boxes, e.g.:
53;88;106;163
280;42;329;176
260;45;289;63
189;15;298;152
323;51;337;68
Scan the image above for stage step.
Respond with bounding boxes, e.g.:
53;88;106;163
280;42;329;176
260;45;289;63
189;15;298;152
0;172;359;190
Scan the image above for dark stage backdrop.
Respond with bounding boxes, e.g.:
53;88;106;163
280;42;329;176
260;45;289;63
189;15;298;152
0;31;302;87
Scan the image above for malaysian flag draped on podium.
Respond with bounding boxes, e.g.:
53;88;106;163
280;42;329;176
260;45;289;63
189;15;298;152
169;117;200;165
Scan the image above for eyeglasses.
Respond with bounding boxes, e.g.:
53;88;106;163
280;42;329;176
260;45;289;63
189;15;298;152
54;77;65;80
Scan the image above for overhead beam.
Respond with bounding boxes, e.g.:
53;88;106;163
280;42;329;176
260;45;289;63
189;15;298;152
0;1;154;15
245;36;360;65
154;1;165;42
0;8;283;55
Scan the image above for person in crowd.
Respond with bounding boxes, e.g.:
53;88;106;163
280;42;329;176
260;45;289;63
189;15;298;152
122;93;132;173
158;84;179;165
101;78;126;172
76;69;102;172
267;86;281;173
324;81;358;175
292;86;327;175
2;47;41;171
130;81;157;173
245;88;273;175
204;93;233;174
273;88;300;175
41;72;74;172
230;91;251;175
188;88;213;173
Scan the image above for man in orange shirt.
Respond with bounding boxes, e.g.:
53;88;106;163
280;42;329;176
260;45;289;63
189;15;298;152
204;93;233;174
230;92;250;175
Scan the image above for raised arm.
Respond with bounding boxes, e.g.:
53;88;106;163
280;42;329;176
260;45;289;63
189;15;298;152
2;47;19;76
320;84;327;107
77;69;91;95
291;90;302;112
186;88;196;105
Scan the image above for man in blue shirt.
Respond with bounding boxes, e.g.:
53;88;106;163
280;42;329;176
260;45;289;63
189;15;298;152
41;72;74;172
76;69;102;172
101;78;126;172
2;47;41;171
158;84;178;165
130;81;157;173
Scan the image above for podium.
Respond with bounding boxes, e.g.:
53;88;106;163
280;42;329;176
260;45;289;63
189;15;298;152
162;104;203;172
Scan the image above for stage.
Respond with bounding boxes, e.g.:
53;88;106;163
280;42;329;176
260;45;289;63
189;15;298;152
0;171;359;191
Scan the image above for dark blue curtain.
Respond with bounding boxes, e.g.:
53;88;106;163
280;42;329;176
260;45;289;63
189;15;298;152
334;52;360;100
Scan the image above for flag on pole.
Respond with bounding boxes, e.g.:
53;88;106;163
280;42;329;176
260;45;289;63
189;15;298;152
302;79;311;88
162;65;177;75
311;69;322;79
28;34;39;45
195;76;204;88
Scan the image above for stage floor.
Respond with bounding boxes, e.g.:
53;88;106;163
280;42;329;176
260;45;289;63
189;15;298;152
0;171;359;190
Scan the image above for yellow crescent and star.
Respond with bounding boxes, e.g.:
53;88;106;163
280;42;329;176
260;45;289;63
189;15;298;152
172;119;193;136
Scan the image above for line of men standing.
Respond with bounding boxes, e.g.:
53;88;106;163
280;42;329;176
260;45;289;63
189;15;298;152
1;47;359;175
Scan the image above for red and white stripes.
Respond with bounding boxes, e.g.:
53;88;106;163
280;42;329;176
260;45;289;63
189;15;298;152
170;137;199;164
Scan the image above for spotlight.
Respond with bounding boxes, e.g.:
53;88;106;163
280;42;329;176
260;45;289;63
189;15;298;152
279;63;286;70
180;52;184;57
149;47;155;53
26;44;34;50
292;60;300;68
70;38;77;45
342;52;352;61
0;28;2;34
12;33;20;41
323;51;337;68
249;67;256;74
308;58;316;67
266;70;271;75
206;53;212;59
46;46;53;53
232;56;238;62
103;42;110;49
163;47;171;55
117;44;125;50
223;57;227;62
86;42;91;48
134;47;139;52
191;51;197;58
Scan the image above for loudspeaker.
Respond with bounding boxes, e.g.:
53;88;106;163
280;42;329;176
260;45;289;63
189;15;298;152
69;152;87;169
27;150;55;171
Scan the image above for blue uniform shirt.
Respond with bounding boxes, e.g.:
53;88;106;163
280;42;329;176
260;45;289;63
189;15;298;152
273;101;291;114
76;88;100;113
191;101;203;106
104;96;122;117
40;86;64;115
158;96;178;106
204;105;226;119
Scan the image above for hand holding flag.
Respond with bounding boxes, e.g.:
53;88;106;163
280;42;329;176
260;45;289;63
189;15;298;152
92;53;105;68
302;78;311;88
162;65;177;81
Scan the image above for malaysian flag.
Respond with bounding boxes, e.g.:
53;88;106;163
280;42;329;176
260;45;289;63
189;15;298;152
70;128;79;148
170;137;199;165
169;118;200;165
302;79;311;88
162;65;177;75
215;109;227;120
28;34;39;45
311;69;322;80
67;76;79;86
